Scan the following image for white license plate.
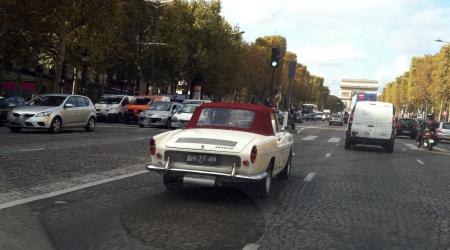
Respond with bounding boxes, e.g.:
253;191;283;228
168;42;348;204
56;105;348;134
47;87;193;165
403;131;410;134
429;139;434;144
186;154;217;165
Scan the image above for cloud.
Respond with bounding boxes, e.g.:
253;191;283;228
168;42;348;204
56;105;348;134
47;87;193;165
220;0;450;96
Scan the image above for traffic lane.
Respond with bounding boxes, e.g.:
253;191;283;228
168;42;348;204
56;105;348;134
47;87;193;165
259;127;450;249
0;172;268;250
0;127;162;198
0;123;166;149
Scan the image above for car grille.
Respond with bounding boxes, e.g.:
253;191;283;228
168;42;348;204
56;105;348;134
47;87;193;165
24;114;34;118
151;118;161;123
164;150;241;167
176;137;238;147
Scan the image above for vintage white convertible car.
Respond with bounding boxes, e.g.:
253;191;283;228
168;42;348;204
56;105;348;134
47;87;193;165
146;102;294;197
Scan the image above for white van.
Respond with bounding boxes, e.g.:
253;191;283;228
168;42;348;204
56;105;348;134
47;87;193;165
95;95;133;122
345;101;395;152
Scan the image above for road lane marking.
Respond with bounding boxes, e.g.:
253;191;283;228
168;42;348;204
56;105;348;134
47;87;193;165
328;137;341;143
326;153;332;158
128;137;146;141
0;170;148;210
402;148;407;152
416;159;424;165
19;148;45;152
301;135;318;141
403;143;418;150
303;172;316;182
434;146;448;152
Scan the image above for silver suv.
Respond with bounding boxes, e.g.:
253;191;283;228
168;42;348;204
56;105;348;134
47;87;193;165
6;94;97;133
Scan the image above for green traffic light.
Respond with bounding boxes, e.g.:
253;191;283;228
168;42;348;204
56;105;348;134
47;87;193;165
272;61;277;67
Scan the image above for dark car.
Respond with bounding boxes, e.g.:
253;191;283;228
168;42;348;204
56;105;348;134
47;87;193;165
395;118;418;138
343;112;349;124
0;96;26;124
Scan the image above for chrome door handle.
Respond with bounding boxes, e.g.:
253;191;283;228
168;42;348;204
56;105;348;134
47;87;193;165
368;125;374;127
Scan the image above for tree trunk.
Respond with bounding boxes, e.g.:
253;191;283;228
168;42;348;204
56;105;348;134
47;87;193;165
53;37;67;92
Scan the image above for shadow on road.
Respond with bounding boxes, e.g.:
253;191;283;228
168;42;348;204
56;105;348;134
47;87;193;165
121;187;265;250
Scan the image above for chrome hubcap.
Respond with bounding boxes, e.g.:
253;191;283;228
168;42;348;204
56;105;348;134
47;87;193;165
89;119;95;129
54;120;61;131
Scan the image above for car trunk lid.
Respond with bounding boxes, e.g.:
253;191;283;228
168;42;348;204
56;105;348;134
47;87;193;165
165;128;257;153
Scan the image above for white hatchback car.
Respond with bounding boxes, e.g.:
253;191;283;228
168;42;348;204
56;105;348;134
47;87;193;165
345;101;395;152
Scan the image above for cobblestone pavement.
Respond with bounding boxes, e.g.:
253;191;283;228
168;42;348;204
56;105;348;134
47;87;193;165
1;121;450;249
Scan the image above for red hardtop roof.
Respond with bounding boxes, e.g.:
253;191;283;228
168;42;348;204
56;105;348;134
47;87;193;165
186;102;275;136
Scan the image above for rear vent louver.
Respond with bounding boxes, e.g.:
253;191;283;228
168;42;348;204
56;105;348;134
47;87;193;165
176;137;238;147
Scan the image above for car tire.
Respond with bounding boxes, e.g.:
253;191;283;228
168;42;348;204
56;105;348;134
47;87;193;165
166;118;172;129
163;174;183;191
48;117;62;133
279;151;292;180
139;124;144;128
255;165;273;199
345;137;353;150
384;140;394;153
116;113;122;123
85;117;96;132
9;127;21;133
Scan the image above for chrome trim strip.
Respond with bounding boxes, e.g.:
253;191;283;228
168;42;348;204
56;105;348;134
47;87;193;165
145;165;267;181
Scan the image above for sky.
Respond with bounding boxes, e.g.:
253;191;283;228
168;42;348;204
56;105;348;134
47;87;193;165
220;0;450;96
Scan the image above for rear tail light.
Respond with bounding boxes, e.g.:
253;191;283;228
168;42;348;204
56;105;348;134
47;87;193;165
149;138;156;155
250;146;257;163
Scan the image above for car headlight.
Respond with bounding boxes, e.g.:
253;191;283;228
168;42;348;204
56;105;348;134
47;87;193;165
35;111;52;117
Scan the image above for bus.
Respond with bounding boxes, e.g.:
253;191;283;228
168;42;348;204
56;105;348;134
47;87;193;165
302;104;318;120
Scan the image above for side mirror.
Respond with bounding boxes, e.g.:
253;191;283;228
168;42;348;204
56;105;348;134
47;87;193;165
64;103;75;108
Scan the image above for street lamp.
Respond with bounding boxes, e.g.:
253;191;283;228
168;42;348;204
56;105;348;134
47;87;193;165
144;0;174;95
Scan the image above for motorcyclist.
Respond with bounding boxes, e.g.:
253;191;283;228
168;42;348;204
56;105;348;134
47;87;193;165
416;113;438;143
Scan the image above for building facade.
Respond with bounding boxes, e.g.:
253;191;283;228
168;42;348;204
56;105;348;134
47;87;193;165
340;79;378;111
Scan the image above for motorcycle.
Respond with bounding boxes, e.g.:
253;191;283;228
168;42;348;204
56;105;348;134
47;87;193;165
416;129;438;151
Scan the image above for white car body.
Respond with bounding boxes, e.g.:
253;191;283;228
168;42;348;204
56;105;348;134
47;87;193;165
345;101;395;152
437;122;450;141
146;103;294;197
95;95;133;122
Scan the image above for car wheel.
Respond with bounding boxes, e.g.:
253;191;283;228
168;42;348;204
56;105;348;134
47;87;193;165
166;118;172;129
344;137;352;149
9;127;21;133
279;151;292;180
384;141;394;153
139;124;144;128
116;113;122;123
255;166;273;198
85;117;96;132
48;117;62;133
163;174;183;191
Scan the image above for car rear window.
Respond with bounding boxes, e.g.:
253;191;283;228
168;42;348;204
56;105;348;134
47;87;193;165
354;103;392;122
443;123;450;129
399;119;415;125
133;98;152;105
197;108;255;129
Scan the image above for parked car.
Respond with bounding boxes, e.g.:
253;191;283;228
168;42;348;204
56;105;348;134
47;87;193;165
0;96;26;124
345;101;395;152
329;114;344;126
6;94;96;133
343;112;349;124
437;122;450;142
145;102;294;198
95;95;133;122
171;104;200;128
182;99;211;105
395;118;418;138
125;95;170;122
138;102;182;128
322;109;331;121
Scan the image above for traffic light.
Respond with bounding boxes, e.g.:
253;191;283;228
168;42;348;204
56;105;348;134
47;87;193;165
271;48;280;67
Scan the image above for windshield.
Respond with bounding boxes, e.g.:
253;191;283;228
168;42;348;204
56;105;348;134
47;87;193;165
197;108;255;129
27;95;66;106
132;98;152;105
399;119;415;125
179;105;198;113
149;102;171;111
97;96;123;105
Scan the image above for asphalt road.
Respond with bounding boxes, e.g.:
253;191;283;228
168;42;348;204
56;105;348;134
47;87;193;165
1;121;450;249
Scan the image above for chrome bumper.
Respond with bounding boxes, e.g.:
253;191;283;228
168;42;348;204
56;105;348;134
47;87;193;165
146;160;267;181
